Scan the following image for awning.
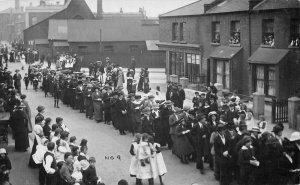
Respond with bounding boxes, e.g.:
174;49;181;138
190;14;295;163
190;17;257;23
34;39;49;45
209;46;242;59
156;42;201;49
53;42;69;47
248;47;289;64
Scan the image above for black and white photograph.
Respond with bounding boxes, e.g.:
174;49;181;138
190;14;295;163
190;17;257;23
0;0;300;184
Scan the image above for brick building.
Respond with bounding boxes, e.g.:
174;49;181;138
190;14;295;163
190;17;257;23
23;0;164;68
158;0;300;99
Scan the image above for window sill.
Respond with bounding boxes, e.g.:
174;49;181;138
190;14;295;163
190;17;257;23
172;40;179;43
260;44;275;48
179;41;187;44
229;43;241;47
211;43;220;46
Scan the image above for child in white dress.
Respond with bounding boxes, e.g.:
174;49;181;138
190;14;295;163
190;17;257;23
71;160;82;185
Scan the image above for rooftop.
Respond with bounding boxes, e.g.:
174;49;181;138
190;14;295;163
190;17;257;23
254;0;300;10
160;0;216;17
206;0;249;14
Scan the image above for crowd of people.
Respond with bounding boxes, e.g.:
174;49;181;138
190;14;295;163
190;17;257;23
1;46;300;185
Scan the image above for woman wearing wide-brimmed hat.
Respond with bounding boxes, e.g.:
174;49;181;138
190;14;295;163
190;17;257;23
92;86;103;123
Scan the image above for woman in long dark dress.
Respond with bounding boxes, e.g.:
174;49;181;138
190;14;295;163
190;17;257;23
10;104;29;152
92;87;103;123
115;93;127;135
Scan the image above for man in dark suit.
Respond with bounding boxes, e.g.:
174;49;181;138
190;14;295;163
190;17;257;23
214;123;231;185
191;114;207;174
178;84;185;109
225;104;239;125
102;86;112;125
170;87;180;108
75;81;84;112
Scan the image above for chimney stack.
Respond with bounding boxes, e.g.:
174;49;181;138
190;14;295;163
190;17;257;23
15;0;20;9
97;0;103;19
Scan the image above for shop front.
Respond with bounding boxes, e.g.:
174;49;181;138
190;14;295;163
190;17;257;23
157;42;206;89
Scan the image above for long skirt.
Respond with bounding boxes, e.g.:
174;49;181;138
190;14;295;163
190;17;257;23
115;113;126;132
175;135;194;156
93;101;103;121
104;107;111;122
15;130;29;151
28;137;38;168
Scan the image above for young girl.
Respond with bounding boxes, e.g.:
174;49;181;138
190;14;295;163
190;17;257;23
129;133;141;179
148;136;167;185
71;161;83;185
136;133;155;185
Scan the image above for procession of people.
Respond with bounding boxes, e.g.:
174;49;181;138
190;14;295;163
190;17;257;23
1;44;300;185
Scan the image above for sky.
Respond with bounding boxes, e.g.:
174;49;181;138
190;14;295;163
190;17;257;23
0;0;198;17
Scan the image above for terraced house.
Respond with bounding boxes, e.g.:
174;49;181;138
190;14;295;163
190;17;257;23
158;0;300;99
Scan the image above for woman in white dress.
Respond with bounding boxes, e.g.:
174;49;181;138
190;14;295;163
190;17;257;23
148;136;167;185
136;133;157;185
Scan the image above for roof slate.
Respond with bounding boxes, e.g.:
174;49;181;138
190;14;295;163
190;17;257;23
206;0;249;14
160;0;215;17
254;0;300;10
248;47;289;64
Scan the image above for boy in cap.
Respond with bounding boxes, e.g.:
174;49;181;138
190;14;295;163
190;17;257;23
82;157;102;185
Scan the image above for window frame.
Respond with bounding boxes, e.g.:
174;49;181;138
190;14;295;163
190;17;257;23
179;22;185;41
172;23;179;41
230;20;241;44
262;19;274;46
253;64;276;97
212;21;221;44
215;60;230;90
290;19;300;47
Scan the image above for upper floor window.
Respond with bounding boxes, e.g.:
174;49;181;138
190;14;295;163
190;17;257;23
212;22;220;44
172;23;179;41
262;19;274;46
229;21;240;44
104;45;114;53
179;22;185;41
290;19;300;47
129;45;139;52
32;17;37;25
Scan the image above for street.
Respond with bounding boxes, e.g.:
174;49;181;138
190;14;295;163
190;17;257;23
7;62;218;185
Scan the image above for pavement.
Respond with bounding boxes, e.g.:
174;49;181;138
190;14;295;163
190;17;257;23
6;62;295;185
7;62;219;185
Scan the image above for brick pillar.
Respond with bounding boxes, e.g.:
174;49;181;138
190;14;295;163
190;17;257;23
253;92;265;119
170;75;179;83
179;77;189;89
288;97;300;130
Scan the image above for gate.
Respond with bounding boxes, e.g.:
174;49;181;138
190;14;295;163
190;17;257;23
271;99;288;123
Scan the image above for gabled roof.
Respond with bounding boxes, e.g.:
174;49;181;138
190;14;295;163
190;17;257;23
160;0;215;17
254;0;300;10
24;0;94;31
206;0;249;14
